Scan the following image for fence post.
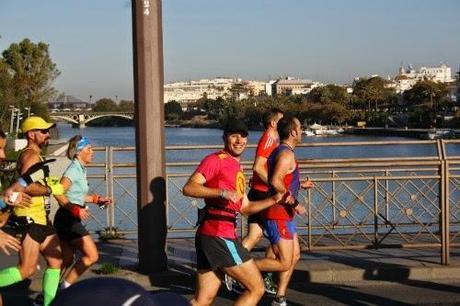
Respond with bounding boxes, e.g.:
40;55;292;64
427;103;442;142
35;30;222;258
107;147;115;231
437;140;449;265
385;169;389;222
374;177;379;247
332;170;336;229
307;187;312;251
444;159;450;265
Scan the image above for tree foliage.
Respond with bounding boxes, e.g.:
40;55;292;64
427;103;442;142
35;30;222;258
165;100;183;120
403;80;448;108
118;100;134;112
1;39;60;118
352;76;395;112
93;98;118;112
309;84;349;105
0;39;60;130
0;60;16;129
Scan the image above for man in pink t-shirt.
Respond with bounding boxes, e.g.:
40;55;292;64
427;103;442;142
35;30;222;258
183;119;289;306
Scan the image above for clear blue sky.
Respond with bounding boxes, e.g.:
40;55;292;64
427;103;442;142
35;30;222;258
1;0;459;102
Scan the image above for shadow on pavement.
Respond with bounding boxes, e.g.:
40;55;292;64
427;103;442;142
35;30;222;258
298;251;460;302
289;282;412;306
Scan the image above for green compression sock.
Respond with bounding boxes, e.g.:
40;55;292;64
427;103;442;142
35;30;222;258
43;268;60;306
0;266;22;287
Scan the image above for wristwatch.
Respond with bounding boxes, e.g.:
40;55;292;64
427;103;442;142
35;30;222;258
220;189;228;199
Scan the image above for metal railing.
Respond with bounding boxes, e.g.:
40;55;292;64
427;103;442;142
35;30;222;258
29;139;460;264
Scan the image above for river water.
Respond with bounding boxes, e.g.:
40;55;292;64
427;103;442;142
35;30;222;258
55;124;460;237
56;123;460;160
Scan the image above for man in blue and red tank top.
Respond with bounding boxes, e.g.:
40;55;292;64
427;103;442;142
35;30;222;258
256;116;314;306
183;119;289;306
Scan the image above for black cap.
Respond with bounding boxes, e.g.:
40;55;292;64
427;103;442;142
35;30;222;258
223;119;248;137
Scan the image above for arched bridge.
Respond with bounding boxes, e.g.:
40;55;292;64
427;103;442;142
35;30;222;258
50;111;134;128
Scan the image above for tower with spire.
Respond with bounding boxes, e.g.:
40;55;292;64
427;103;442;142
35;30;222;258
398;61;406;75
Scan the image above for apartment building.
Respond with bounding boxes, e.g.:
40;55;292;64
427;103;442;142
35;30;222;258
164;77;240;104
394;64;454;92
268;77;322;96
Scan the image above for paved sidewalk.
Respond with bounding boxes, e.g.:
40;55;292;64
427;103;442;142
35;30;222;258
167;238;460;282
1;238;460;305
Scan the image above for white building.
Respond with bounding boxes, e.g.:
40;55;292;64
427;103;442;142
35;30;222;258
164;77;241;104
272;77;323;96
265;80;277;96
394;64;454;92
244;80;266;96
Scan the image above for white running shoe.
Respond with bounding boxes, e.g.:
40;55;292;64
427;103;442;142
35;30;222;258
263;273;277;295
224;274;234;291
271;296;287;306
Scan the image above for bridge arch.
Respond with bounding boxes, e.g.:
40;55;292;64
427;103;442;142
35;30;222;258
50;115;79;125
84;114;134;125
50;112;134;128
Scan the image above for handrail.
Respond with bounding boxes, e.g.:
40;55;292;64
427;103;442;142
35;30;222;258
43;139;460;265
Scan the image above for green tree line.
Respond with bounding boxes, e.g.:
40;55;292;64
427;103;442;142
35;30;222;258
0;39;59;132
166;76;457;129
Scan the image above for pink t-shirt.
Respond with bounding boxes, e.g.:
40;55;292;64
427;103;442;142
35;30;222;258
195;150;246;239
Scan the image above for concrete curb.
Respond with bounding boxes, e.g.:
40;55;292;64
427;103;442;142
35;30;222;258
167;244;460;284
289;266;460;284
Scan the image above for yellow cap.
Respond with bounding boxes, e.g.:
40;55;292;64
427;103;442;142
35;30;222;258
21;116;56;133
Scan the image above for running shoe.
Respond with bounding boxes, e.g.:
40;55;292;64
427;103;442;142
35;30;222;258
223;274;246;294
271;295;287;306
32;293;44;306
231;281;246;294
263;273;277;295
224;274;234;291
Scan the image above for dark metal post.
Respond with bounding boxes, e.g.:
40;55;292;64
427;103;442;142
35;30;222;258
132;0;167;273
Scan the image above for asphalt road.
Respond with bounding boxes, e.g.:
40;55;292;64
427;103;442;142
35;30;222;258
2;268;460;305
176;279;460;306
3;245;460;306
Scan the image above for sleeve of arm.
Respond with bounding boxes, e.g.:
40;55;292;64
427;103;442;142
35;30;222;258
255;133;273;159
183;155;222;199
62;165;77;185
195;154;219;182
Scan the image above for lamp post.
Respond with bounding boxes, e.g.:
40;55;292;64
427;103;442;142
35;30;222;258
132;0;167;273
24;106;31;118
15;109;22;138
9;105;16;134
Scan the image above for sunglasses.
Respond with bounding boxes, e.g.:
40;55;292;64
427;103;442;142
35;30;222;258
34;129;50;134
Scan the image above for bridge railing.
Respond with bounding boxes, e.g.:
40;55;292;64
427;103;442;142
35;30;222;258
43;140;460;264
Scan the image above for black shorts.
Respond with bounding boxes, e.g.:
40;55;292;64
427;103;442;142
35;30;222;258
9;219;56;244
195;233;251;270
54;207;89;241
247;188;272;224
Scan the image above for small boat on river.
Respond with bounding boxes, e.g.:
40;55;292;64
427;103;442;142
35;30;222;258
305;123;344;136
420;129;456;140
